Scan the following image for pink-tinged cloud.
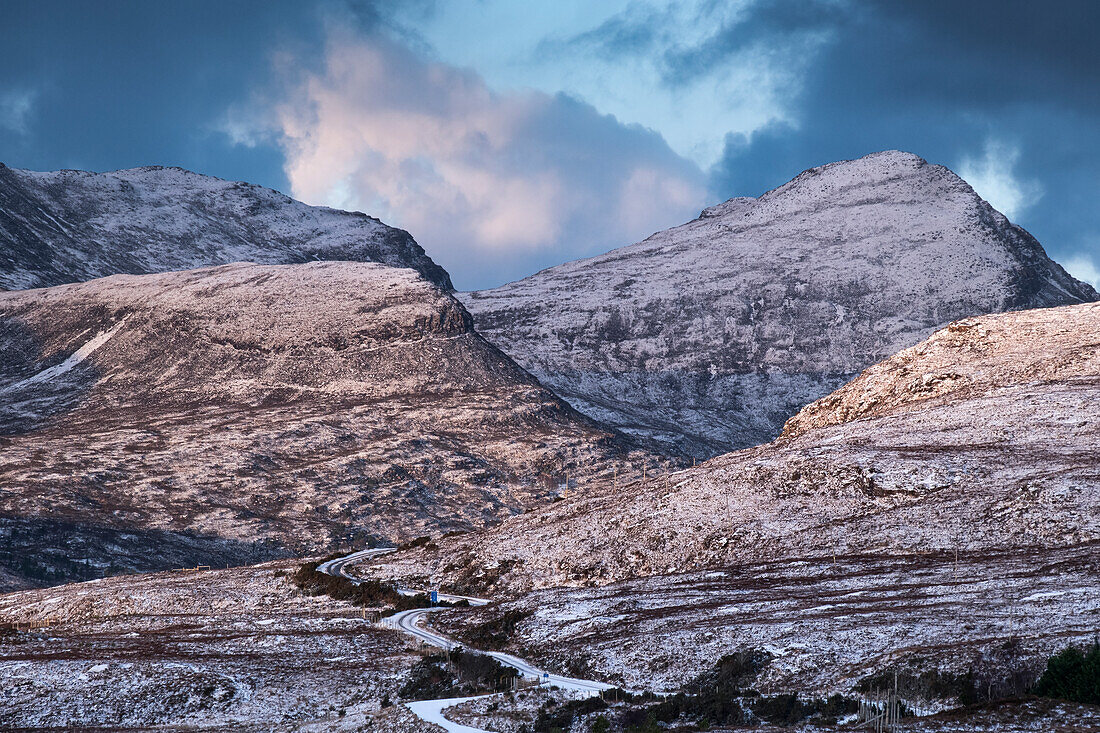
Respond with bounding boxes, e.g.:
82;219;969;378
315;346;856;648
275;31;708;288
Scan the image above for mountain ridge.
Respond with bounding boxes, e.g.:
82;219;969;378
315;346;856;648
0;162;452;291
375;299;1100;594
0;260;638;591
460;150;1096;456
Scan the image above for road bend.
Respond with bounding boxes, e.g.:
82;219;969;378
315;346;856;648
319;548;616;732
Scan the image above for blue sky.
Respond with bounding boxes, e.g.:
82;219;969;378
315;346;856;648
1;0;1097;290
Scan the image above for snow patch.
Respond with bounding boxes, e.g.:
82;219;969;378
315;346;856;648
2;317;129;393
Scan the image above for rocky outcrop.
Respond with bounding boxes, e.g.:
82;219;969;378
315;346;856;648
0;163;452;290
461;151;1096;456
0;261;637;590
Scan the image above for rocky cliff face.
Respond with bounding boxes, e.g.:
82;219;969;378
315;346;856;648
461;151;1096;456
0;163;452;290
377;301;1100;594
0;262;634;590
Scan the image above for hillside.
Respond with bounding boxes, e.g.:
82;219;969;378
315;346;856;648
0;561;429;731
0;162;451;290
3;556;1097;732
374;301;1100;593
358;301;1100;715
461;151;1096;456
0;261;635;591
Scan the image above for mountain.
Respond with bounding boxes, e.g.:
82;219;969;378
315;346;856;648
355;300;1100;713
460;151;1096;456
0;162;451;291
0;261;635;591
376;300;1100;594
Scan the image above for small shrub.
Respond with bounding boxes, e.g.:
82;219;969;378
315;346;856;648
687;649;773;696
818;693;858;724
752;693;813;726
398;654;456;700
533;696;608;733
464;608;533;649
1032;641;1100;704
399;536;436;551
398;648;518;701
625;712;660;733
291;561;432;612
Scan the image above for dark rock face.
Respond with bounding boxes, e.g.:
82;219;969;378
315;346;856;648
0;261;634;590
0;163;452;291
461;151;1097;456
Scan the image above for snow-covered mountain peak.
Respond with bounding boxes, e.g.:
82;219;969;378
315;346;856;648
461;151;1095;456
706;151;981;230
0;163;452;291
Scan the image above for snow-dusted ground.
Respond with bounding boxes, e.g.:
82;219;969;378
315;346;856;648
0;261;639;590
1;554;1096;732
445;695;1100;732
433;546;1099;698
0;561;430;731
0;161;451;290
462;150;1096;455
321;548;609;731
375;301;1100;593
357;300;1100;726
407;696;500;733
0;315;127;393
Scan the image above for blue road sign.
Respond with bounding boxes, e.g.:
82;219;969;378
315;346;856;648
430;590;439;604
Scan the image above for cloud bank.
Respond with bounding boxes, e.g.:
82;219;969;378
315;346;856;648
1064;250;1100;291
957;140;1042;221
0;89;35;134
383;0;838;169
538;0;838;167
275;31;708;289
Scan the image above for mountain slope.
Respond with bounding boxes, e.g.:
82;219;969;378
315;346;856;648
461;151;1096;456
375;301;1100;593
0;261;635;591
0;162;451;290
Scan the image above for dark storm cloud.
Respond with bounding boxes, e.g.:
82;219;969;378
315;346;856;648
0;0;329;190
877;0;1100;96
710;0;1100;275
658;0;847;86
542;0;846;89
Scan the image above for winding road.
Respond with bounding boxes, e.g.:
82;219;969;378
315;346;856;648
319;547;614;731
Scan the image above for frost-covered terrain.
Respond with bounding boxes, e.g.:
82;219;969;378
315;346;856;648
461;151;1096;455
355;300;1100;728
450;695;1100;733
433;546;1099;697
0;162;451;290
374;301;1100;591
0;261;639;591
0;561;434;731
